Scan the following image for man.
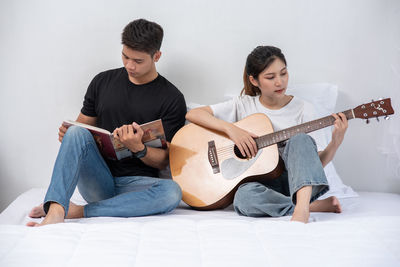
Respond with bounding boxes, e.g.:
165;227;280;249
27;19;187;226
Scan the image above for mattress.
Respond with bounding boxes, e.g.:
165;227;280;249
0;188;399;267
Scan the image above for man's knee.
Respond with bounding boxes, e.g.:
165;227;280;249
160;180;182;212
65;125;91;136
64;126;91;139
63;126;94;146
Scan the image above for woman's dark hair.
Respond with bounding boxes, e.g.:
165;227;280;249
241;46;287;96
122;19;164;56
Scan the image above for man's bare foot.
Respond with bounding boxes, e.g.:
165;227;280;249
310;196;342;213
28;203;46;218
66;202;84;219
26;203;65;227
28;202;84;219
26;202;84;227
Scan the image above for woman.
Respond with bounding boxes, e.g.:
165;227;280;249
186;46;347;223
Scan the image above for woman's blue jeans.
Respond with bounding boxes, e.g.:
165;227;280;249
233;133;329;217
43;126;182;218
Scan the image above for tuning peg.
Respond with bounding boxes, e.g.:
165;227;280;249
376;117;380;122
366;118;370;124
384;116;390;120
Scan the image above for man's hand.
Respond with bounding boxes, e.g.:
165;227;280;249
58;124;68;143
113;122;145;153
59;113;97;143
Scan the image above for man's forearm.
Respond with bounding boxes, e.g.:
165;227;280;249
139;146;169;170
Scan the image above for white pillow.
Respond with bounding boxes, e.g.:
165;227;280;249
287;83;358;199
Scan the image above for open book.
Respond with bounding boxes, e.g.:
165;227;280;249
62;119;167;160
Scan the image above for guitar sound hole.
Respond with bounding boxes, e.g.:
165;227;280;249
234;145;248;159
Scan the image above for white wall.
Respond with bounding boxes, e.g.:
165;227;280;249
1;0;399;212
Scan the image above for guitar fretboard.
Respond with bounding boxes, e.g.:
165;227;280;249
255;109;354;149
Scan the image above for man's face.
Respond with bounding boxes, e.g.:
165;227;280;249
121;45;160;83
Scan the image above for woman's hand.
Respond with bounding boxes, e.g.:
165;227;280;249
318;112;348;167
331;112;348;148
225;124;258;158
113;122;145;153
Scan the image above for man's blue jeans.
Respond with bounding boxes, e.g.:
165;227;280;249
233;133;329;217
43;126;182;218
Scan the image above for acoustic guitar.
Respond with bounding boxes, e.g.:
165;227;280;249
169;98;394;210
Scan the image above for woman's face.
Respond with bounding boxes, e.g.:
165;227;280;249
250;58;289;99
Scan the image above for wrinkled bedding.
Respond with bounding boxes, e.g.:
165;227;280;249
0;188;399;267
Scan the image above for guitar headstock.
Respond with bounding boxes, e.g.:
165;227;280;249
353;98;394;121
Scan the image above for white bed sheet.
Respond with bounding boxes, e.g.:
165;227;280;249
0;188;399;267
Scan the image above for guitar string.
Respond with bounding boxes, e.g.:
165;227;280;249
216;148;235;155
216;144;268;160
215;141;270;158
217;144;257;154
216;147;235;153
216;149;234;154
216;144;257;157
214;115;343;153
216;144;265;159
217;148;246;161
216;146;235;157
217;153;234;161
215;153;232;158
216;144;235;150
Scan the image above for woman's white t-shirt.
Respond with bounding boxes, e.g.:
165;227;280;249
209;95;327;151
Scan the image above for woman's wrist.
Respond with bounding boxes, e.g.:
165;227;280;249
221;121;234;135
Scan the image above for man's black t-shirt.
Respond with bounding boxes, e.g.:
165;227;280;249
81;67;187;178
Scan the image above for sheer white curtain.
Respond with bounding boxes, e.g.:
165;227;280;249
377;6;400;179
378;47;400;179
379;108;400;178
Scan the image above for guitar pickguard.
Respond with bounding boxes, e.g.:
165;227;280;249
220;149;262;180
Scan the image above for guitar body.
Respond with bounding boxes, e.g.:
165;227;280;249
169;98;395;210
170;113;283;210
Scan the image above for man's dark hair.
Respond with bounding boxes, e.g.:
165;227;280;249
122;19;164;56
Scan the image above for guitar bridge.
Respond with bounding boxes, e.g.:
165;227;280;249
208;140;220;174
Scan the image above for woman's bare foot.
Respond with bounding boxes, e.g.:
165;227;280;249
291;206;310;223
310;196;342;213
28;203;46;218
290;186;312;223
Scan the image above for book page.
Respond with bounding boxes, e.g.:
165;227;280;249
141;119;167;148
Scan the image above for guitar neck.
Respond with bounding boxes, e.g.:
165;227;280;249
255;109;354;149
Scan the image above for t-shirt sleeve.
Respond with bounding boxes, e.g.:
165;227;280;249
161;93;187;142
302;101;328;151
209;98;238;123
80;75;99;117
